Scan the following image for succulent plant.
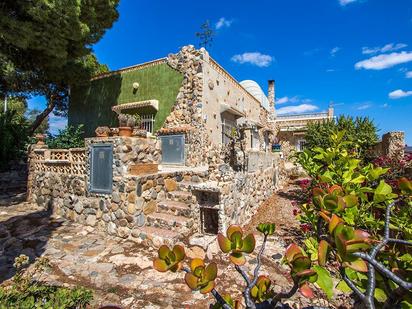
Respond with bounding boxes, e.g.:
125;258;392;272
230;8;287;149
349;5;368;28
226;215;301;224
322;213;371;272
250;275;274;303
312;185;359;213
284;243;317;297
217;225;255;265
184;258;218;294
256;223;276;236
153;245;185;272
118;113;129;127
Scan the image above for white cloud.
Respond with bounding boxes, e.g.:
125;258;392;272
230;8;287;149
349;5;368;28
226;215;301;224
362;43;407;55
355;51;412;70
339;0;358;6
277;104;319;115
330;47;340;56
406;71;412;78
231;52;273;67
276;96;299;104
357;103;372;110
389;89;412;99
215;17;233;30
49;114;67;134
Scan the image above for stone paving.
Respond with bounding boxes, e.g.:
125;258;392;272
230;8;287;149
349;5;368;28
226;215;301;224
0;202;337;308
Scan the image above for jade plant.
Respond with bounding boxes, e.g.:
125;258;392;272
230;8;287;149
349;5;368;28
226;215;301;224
294;130;412;308
153;224;337;308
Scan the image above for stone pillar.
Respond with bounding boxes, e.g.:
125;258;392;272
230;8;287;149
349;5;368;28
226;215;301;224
382;131;405;160
268;80;276;118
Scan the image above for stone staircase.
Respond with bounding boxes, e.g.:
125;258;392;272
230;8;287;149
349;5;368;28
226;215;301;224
137;181;200;245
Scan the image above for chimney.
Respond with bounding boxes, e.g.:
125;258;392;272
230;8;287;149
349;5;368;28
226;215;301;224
268;80;275;117
328;101;334;119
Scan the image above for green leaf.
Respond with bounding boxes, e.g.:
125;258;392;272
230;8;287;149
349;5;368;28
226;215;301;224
374;180;393;203
374;288;387;303
313;265;334;299
336;280;352;293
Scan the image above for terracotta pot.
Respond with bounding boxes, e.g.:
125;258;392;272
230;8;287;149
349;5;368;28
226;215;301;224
118;127;133;137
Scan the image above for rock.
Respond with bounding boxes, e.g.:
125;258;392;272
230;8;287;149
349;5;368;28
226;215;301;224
143;201;157;215
121;297;134;307
107;222;117;235
102;214;111;222
136;197;145;212
127;192;136;203
112;192;121;203
127;202;136;215
164;179;177;192
86;215;96;227
118;219;128;227
186;246;206;260
115;209;125;219
74;202;83;214
134;213;145;227
142;180;154;191
110;203;119;212
88;262;114;273
117;227;130;238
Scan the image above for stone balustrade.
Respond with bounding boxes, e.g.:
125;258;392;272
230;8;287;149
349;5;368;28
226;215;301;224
31;148;87;176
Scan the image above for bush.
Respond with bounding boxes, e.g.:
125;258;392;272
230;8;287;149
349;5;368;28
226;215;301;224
0;255;93;308
305;115;378;158
46;125;85;149
0;110;29;171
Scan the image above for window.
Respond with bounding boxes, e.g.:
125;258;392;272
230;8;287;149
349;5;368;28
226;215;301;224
251;130;260;150
222;118;236;145
160;134;185;164
90;144;113;194
296;139;307;152
140;114;155;133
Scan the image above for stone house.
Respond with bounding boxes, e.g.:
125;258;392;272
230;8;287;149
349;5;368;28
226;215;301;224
28;45;329;245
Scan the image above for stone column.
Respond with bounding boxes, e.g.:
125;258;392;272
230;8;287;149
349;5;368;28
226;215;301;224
382;131;405;160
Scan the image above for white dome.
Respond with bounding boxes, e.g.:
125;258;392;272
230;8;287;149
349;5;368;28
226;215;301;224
239;80;270;111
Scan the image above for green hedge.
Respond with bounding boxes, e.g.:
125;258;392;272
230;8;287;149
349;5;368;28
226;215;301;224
68;63;183;136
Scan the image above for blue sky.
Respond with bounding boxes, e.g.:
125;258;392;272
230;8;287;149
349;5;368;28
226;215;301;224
29;0;412;144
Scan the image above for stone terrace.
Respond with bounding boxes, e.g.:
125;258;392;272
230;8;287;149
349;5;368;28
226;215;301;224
0;201;337;309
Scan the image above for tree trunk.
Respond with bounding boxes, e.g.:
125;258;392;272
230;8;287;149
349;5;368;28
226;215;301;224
28;98;56;135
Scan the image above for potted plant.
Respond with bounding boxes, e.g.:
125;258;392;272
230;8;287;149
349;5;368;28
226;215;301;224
118;113;133;137
95;126;110;137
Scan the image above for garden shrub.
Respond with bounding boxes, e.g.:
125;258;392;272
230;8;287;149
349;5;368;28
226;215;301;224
0;255;93;309
0;110;29;171
46;125;85;149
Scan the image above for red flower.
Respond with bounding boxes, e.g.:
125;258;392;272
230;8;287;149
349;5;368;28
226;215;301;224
300;224;311;233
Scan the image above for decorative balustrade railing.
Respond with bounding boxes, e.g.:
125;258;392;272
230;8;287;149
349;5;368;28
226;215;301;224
31;148;87;176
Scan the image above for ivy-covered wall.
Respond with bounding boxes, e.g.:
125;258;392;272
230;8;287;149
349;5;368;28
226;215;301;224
68;62;184;137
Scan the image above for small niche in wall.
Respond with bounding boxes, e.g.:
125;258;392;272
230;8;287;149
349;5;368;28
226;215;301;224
193;190;220;235
201;207;219;234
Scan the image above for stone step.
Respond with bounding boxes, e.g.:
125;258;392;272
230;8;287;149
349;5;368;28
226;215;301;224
167;190;194;203
146;212;193;231
135;226;181;246
157;200;192;217
178;181;203;191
